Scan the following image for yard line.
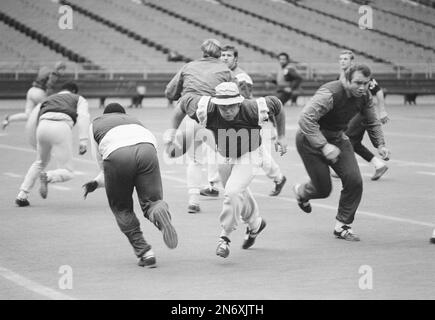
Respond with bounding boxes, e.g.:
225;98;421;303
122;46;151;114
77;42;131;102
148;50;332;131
0;266;75;300
1;143;434;228
159;174;435;228
386;132;435;139
390;159;435;168
417;171;435;176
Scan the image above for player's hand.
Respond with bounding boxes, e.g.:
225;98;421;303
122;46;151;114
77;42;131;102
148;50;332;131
275;136;288;156
379;112;389;125
82;180;98;199
378;145;390;161
322;143;341;164
79;141;87;155
283;87;292;93
163;128;177;145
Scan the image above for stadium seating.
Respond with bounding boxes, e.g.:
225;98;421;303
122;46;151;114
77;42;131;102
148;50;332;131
298;0;435;70
0;0;184;72
373;0;435;26
0;0;433;78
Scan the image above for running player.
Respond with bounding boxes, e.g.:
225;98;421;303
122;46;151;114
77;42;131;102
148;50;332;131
293;64;390;241
337;50;390;180
2;61;66;130
82;103;178;268
165;39;233;213
15;82;90;206
166;82;287;258
219;45;287;196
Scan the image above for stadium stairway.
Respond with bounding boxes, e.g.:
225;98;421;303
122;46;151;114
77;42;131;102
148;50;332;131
59;0;192;64
140;0;278;60
217;0;392;66
289;0;435;54
0;10;99;70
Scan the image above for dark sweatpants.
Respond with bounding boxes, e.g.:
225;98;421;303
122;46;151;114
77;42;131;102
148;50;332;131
103;143;168;258
295;130;363;224
346;114;375;163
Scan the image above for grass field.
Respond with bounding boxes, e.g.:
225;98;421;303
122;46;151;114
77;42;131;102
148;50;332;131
0;97;434;300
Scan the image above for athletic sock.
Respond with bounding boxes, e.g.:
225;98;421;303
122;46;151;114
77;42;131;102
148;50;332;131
17;190;28;200
188;190;200;206
370;157;385;169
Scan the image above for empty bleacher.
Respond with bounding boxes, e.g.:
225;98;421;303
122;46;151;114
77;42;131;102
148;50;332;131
0;0;433;78
0;20;78;71
0;0;184;72
67;0;278;74
374;0;435;27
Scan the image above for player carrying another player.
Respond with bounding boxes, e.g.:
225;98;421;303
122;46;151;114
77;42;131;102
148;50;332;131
220;45;287;196
165;39;233;214
165;82;287;258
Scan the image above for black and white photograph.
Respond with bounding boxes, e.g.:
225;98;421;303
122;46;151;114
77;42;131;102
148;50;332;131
0;0;434;307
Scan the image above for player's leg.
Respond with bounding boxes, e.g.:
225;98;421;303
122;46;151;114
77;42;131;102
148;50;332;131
16;121;52;205
216;152;261;257
330;138;362;241
38;121;74;199
3;88;46;129
260;143;286;196
294;131;332;213
200;129;220;197
347;115;387;181
103;147;153;264
134;143;177;250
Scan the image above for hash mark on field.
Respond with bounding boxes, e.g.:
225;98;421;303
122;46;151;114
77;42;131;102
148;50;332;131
4;172;22;178
51;186;71;191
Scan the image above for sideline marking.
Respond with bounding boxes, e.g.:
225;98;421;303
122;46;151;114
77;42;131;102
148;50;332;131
0;266;75;300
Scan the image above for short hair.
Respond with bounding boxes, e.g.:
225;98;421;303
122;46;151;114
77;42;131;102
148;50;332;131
221;45;238;58
340;50;355;60
201;39;221;58
103;103;126;114
61;82;79;94
345;64;371;81
278;52;289;60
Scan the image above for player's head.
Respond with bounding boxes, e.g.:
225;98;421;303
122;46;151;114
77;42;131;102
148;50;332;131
339;50;354;71
103;103;126;114
278;52;290;67
345;64;371;97
221;45;238;70
61;82;79;94
201;39;222;59
211;82;244;121
54;61;67;73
